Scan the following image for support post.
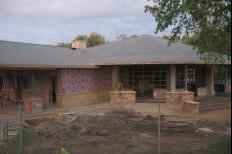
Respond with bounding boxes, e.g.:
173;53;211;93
206;65;215;96
112;66;119;90
31;72;36;98
169;65;176;92
184;66;188;92
157;99;161;154
18;100;23;151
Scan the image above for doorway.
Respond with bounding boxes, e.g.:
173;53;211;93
50;77;57;104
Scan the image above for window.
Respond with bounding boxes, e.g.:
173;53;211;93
196;67;206;87
176;66;185;89
23;77;31;89
176;65;206;90
120;66;168;97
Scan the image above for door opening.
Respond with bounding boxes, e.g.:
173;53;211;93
50;77;57;104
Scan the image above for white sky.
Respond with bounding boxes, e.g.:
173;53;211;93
0;0;171;45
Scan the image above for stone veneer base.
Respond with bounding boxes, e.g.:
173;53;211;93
109;90;136;104
57;90;110;107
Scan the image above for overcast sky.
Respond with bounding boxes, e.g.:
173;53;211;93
0;0;171;45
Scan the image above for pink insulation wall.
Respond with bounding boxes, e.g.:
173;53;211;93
58;67;112;94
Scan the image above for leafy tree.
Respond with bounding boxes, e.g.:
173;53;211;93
74;35;88;41
57;32;105;48
87;32;105;47
117;34;139;40
145;0;231;62
57;42;71;48
181;35;197;46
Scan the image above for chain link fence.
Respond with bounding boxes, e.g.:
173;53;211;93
1;101;160;154
0;99;231;154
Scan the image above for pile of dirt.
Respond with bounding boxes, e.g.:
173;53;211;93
23;108;197;141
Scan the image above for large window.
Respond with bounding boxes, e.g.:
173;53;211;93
176;65;206;91
176;66;185;89
120;66;168;97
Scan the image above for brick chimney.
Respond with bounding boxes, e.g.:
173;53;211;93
71;40;87;49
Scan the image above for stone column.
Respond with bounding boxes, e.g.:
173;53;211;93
112;66;119;90
206;65;215;96
169;65;176;92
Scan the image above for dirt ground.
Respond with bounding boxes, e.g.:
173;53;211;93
1;97;231;154
6;106;228;154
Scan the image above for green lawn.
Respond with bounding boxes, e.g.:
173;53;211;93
1;133;230;154
133;136;231;154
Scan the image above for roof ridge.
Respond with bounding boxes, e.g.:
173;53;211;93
0;40;87;53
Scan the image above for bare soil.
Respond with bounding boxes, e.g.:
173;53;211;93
18;108;231;154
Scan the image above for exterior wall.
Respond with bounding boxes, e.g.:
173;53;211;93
0;70;16;101
155;89;169;98
109;90;136;104
34;71;56;104
197;87;208;96
155;89;194;108
0;70;56;105
57;67;112;106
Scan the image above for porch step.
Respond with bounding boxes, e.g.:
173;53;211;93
200;101;231;112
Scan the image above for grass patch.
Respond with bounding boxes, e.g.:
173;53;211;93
0;131;43;154
132;136;231;154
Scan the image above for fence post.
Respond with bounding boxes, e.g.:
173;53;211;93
157;99;161;154
0;119;8;142
153;91;161;154
18;100;23;152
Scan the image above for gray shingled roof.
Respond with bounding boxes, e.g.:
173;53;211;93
87;35;230;65
0;36;230;68
0;41;95;68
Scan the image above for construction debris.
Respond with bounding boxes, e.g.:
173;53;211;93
196;128;214;133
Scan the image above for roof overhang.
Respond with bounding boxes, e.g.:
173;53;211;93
0;64;98;69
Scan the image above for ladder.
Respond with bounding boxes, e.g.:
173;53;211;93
0;79;10;106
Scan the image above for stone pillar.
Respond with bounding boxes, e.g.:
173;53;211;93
169;65;176;92
206;65;215;96
112;66;119;90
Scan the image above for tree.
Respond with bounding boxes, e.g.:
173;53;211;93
87;32;105;47
57;32;105;48
117;34;139;40
145;0;231;62
74;35;88;41
181;35;197;46
57;42;71;48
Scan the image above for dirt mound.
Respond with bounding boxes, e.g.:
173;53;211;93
24;109;197;141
